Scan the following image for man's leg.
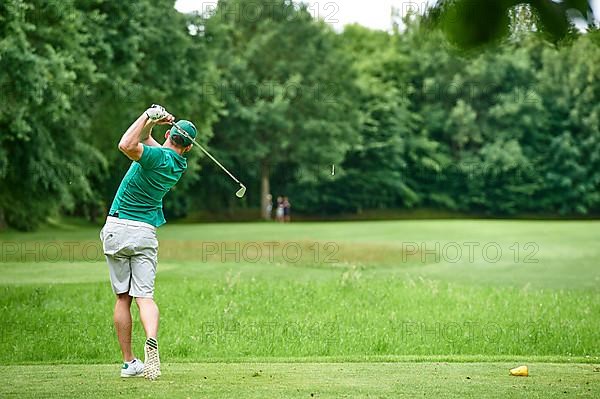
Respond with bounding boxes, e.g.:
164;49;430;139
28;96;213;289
102;223;143;375
130;230;160;379
114;293;134;362
136;297;161;379
131;257;161;380
135;297;159;339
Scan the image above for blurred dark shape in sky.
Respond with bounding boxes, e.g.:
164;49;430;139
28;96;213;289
428;0;595;49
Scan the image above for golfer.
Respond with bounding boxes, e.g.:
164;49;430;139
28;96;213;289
100;105;197;379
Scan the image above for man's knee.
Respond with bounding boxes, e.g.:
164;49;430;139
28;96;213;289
116;293;133;303
135;297;156;307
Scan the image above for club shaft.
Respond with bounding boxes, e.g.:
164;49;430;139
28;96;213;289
170;123;241;185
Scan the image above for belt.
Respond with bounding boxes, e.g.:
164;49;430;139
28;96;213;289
105;216;155;230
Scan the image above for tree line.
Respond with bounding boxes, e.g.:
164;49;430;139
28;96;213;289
1;0;599;230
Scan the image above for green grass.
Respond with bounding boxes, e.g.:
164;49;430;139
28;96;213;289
1;220;599;396
1;362;599;398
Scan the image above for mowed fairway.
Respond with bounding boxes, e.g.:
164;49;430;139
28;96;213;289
2;362;599;398
1;220;599;398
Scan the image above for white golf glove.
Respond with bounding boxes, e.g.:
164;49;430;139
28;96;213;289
145;104;169;121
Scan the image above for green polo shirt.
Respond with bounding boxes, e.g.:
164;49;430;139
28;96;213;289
109;145;187;227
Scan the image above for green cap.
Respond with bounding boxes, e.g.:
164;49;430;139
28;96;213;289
170;120;197;146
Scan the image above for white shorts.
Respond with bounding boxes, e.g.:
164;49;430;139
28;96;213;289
100;217;158;298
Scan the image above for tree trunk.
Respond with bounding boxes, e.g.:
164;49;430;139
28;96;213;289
0;208;5;230
260;161;270;220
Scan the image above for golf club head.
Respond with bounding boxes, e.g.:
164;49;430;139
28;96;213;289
235;184;246;198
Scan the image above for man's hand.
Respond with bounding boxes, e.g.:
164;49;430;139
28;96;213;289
119;106;176;160
140;113;174;148
154;113;175;126
145;104;169;121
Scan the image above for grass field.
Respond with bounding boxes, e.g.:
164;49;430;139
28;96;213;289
1;220;599;397
2;362;599;398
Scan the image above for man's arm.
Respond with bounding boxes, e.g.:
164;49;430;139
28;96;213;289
140;119;161;148
118;107;173;160
118;113;149;161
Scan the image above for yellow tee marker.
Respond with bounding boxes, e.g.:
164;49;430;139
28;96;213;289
509;365;529;377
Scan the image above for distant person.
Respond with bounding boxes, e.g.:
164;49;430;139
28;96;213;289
283;196;291;223
276;196;284;222
265;194;273;220
100;105;197;380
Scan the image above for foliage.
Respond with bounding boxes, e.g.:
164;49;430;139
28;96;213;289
315;18;600;216
0;0;219;229
429;0;594;49
1;0;600;229
0;0;105;230
198;0;361;218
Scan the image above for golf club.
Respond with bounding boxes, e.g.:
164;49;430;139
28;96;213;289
169;122;246;198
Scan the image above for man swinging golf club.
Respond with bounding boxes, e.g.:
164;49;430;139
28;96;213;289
100;104;197;379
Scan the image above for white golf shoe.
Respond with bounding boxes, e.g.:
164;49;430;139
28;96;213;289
120;358;144;378
143;337;161;380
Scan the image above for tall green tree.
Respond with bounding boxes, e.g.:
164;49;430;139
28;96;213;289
0;0;220;229
204;0;361;219
295;24;421;214
535;32;600;213
80;0;220;219
0;0;104;230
